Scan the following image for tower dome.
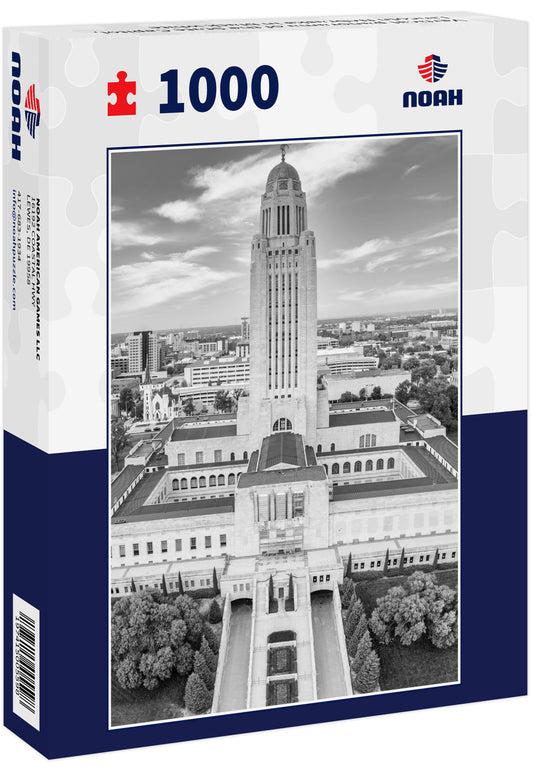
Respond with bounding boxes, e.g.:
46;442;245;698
266;160;300;185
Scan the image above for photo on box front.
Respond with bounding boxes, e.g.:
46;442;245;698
109;134;460;727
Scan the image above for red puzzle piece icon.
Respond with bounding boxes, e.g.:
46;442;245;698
107;71;136;116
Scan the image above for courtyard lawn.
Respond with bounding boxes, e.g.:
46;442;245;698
111;672;186;726
377;635;458;691
353;569;458;691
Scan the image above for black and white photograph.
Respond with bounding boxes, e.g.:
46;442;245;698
109;135;460;726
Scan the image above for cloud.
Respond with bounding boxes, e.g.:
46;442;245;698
321;222;457;273
413;192;454;203
339;280;458;308
403;164;420;176
112;220;165;249
153;199;201;223
112;249;236;316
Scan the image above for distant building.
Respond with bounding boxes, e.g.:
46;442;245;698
236;341;250;359
184;358;250;387
317;346;377;375
110;355;128;377
126;331;162;374
241;316;250;340
326;368;411;401
351;320;361;333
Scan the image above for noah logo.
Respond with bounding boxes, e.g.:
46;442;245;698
418;54;448;84
403;54;462;108
24;84;41;138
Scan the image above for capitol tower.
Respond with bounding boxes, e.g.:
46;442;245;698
244;146;318;445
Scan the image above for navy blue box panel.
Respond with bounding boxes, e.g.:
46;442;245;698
4;409;527;758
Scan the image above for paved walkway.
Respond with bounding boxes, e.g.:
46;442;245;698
311;592;349;700
216;603;252;713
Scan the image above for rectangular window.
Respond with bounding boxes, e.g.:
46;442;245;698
200;579;205;587
133;543;139;556
206;578;211;586
426;555;430;561
442;552;447;559
409;556;414;564
205;536;211;549
354;563;359;571
419;555;424;562
370;561;375;568
319;575;324;582
175;539;182;551
220;534;227;547
196;451;204;464
214;450;222;462
161;540;168;553
190;537;197;550
190;580;195;588
177;453;185;466
377;560;381;568
393;559;397;566
147;542;153;555
452;551;456;559
360;563;365;570
326;574;330;581
119;545;126;558
313;576;317;583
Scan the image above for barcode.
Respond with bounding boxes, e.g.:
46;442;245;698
13;594;40;730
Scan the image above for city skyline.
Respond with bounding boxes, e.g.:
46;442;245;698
111;135;459;333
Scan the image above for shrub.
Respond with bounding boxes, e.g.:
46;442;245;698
355;650;380;693
203;623;220;653
193;650;215;689
352;630;373;674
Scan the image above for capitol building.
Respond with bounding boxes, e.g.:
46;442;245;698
110;149;458;710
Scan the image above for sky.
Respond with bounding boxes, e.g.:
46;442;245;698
111;134;459;333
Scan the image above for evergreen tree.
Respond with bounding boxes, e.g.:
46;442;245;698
341;579;355;609
184;672;212;714
193;650;215;689
161;574;168;597
351;613;368;649
202;623;220;654
345;552;353;579
200;636;218;672
177;571;184;595
399;547;405;574
347;596;364;629
352;630;373;674
130;578;136;593
208;599;222;624
383;548;389;576
433;548;440;569
355;650;380;693
212;567;219;595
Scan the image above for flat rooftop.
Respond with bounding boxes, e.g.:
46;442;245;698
329;410;397;428
426;435;458;470
332;477;457;501
238;465;326;489
111;464;145;506
171;424;237;441
113;494;234;523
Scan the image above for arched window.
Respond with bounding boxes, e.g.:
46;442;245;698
230;452;235;461
217;474;225;486
387;457;395;469
354;461;362;473
343;461;351;473
180;478;188;489
190;477;198;489
365;460;373;472
172;479;179;490
360;433;377;449
199;476;206;488
330;443;336;452
317;444;322;453
209;474;216;487
332;463;339;475
273;418;293;432
377;459;384;470
243;451;248;461
228;473;235;485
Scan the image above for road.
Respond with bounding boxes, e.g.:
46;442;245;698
311;592;348;700
216;603;252;713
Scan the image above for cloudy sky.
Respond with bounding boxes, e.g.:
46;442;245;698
111;134;458;333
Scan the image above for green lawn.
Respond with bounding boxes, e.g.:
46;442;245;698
354;569;458;691
111;673;186;726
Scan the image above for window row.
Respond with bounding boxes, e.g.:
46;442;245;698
116;533;227;559
171;473;241;491
350;551;456;571
176;451;248;465
326;457;395;475
111;575;213;595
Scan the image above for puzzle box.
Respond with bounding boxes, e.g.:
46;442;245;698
3;11;528;759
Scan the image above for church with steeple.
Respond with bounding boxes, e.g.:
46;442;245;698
110;146;459;711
